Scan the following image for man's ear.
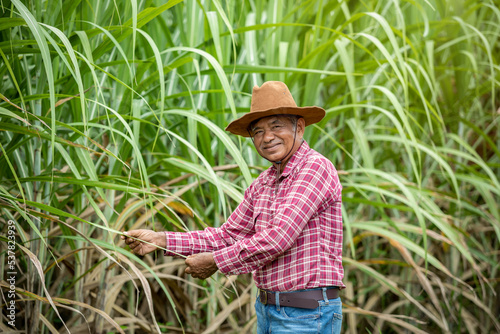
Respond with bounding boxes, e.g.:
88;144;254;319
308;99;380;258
297;117;306;137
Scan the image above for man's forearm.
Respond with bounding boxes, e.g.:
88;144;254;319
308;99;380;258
163;228;239;257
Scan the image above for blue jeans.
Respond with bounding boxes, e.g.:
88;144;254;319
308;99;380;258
255;288;342;334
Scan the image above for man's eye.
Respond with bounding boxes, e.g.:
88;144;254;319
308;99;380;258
254;130;263;135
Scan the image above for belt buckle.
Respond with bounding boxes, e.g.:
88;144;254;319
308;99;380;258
260;290;268;305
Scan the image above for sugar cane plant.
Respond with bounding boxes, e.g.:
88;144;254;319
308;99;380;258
0;0;499;333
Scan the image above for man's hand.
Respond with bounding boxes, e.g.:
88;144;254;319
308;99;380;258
121;229;165;256
185;252;218;279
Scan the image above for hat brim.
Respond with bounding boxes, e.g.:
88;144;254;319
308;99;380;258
225;106;325;137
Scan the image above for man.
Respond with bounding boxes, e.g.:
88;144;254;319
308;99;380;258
122;81;344;333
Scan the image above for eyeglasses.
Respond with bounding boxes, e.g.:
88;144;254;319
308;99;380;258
250;123;288;139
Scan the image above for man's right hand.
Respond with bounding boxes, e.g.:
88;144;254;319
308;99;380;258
121;229;165;256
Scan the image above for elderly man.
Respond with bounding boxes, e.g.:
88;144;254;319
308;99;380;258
122;81;344;333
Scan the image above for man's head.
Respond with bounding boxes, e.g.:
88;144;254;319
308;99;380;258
248;114;305;166
225;81;325;137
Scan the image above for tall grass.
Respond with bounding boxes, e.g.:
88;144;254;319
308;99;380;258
0;0;498;333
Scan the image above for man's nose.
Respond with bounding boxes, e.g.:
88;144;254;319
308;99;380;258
263;129;275;142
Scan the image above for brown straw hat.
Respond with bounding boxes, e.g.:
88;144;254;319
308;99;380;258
225;81;325;137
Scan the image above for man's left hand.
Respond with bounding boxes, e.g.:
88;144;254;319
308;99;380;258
185;252;218;279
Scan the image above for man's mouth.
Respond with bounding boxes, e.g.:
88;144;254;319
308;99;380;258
263;143;281;150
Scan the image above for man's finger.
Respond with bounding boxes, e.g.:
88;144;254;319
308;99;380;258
185;256;195;266
131;246;143;255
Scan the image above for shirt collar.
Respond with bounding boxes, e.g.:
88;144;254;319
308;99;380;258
264;141;311;184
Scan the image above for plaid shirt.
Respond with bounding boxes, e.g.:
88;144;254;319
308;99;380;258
164;141;344;291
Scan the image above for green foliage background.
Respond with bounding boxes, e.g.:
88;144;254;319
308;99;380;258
0;0;499;333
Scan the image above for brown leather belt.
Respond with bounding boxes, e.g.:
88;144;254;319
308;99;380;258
259;287;339;309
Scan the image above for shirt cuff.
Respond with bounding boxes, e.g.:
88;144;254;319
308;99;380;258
213;245;252;275
163;231;192;257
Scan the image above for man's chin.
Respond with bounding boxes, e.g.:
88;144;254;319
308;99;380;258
262;148;284;160
263;154;283;163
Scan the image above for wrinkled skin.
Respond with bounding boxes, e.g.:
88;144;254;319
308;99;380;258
250;115;305;171
184;252;218;279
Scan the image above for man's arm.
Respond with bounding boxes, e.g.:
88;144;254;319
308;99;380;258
121;231;218;279
161;184;257;257
122;181;257;259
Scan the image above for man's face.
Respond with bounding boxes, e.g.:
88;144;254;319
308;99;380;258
250;115;305;165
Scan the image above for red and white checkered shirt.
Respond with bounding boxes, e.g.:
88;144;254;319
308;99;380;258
164;141;344;291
